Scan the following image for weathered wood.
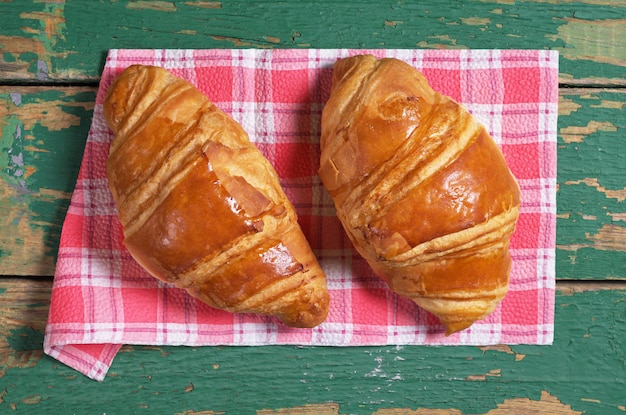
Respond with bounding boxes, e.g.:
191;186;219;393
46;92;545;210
0;1;625;84
1;1;624;413
0;277;50;381
0;86;95;276
1;277;624;414
1;86;624;278
556;88;626;280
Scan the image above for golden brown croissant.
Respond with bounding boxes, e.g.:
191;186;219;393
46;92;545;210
319;55;521;334
104;65;329;328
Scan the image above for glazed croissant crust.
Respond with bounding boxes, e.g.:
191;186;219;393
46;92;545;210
319;55;521;334
104;65;329;328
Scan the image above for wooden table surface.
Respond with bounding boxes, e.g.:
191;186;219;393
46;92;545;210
1;1;625;414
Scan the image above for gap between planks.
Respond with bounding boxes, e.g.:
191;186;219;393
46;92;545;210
0;276;625;291
1;77;626;89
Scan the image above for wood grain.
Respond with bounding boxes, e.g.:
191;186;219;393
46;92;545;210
0;1;625;84
1;86;623;279
0;86;95;275
1;277;624;414
556;88;626;280
1;1;625;414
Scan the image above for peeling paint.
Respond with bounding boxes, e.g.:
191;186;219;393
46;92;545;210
36;59;49;80
20;395;42;405
9;93;21;106
480;344;515;354
385;20;404;27
478;344;528;362
565;178;626;202
19;8;66;42
610;212;626;222
0;281;50;378
417;34;464;49
1;109;29;193
0;87;93;275
488;391;583;415
558;223;626;253
183;1;222;9
481;0;626;4
263;35;281;44
12;2;67;79
587;224;626;252
560;120;617;143
467;368;502;381
581;214;598;221
257;404;340;415
558;96;582;116
368;391;584;414
3;0;625;83
0;2;625;412
126;1;177;12
549;18;626;67
0;35;49;78
460;17;491;26
374;409;464;415
13;99;91;132
2;283;625;412
590;99;626;110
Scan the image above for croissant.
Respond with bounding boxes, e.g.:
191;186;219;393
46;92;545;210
319;55;521;334
104;65;329;328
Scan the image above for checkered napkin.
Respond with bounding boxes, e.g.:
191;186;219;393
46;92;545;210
44;49;558;381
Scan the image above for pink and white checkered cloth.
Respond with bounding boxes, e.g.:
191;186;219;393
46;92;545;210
44;49;558;381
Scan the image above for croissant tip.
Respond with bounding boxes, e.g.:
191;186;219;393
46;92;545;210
278;295;331;329
444;319;475;336
279;313;327;329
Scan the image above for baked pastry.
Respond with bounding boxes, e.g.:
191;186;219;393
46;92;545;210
104;65;329;328
319;55;521;334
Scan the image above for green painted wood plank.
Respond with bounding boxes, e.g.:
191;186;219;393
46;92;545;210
556;89;626;280
1;85;625;279
1;278;624;414
0;86;95;276
0;0;625;84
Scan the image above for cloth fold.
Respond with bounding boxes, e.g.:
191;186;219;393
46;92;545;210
44;48;558;381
